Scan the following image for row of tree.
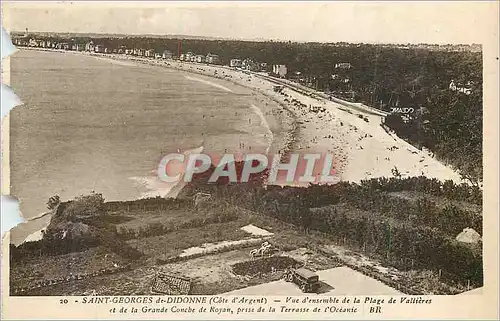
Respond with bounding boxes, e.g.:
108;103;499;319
357;176;482;205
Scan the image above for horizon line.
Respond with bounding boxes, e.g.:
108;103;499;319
9;30;482;47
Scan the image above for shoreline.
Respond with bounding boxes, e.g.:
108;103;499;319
22;48;302;176
82;49;464;185
17;48;468;184
12;48;467;245
11;49;299;245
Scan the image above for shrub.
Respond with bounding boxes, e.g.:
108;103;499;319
46;195;61;210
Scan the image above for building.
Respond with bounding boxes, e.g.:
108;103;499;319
55;42;71;50
162;50;173;59
205;53;220;64
449;80;472;95
13;37;28;46
185;52;195;61
72;43;85;51
195;55;205;63
242;58;252;69
179;53;186;61
85;41;94;52
335;62;352;69
94;45;104;53
230;59;242;68
145;49;155;58
134;48;145;56
242;58;259;71
29;39;47;48
272;64;287;78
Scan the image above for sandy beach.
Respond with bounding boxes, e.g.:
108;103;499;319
97;50;465;184
11;48;466;245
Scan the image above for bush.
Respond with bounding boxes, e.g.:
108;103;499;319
51;192;106;226
46;195;61;210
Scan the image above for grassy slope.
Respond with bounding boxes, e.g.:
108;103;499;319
10;177;483;295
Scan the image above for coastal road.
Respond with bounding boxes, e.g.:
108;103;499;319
223;266;402;296
252;73;390;117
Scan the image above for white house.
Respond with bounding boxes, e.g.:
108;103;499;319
85;41;95;52
449;80;472;95
72;43;85;51
335;62;352;69
185;52;195;61
272;64;287;78
134;48;145;56
206;53;220;64
162;50;173;59
230;59;242;68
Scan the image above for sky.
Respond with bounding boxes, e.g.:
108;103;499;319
2;1;498;44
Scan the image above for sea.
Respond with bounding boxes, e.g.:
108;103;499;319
8;49;286;245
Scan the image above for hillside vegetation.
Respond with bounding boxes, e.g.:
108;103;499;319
179;167;483;288
11;171;482;294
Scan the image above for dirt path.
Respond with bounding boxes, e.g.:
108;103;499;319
223;266;402;296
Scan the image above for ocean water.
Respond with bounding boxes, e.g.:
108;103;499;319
9;50;285;244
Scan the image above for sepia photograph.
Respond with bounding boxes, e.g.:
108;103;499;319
1;1;496;311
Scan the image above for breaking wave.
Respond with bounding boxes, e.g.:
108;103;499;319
184;75;233;92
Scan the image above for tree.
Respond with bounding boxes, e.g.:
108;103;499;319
391;166;402;179
46;195;61;210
